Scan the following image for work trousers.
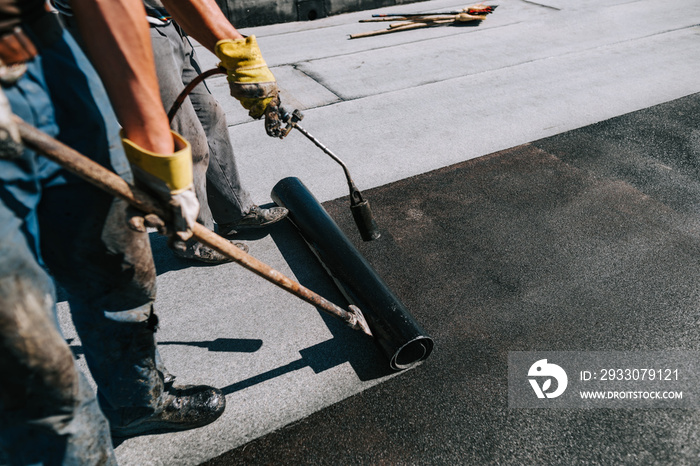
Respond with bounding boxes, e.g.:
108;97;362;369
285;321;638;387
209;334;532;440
0;15;165;465
150;20;254;230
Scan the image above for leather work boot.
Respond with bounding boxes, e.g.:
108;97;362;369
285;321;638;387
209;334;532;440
110;384;226;439
173;240;249;264
219;205;288;236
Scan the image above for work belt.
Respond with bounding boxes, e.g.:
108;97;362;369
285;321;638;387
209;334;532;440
0;12;62;84
0;27;37;66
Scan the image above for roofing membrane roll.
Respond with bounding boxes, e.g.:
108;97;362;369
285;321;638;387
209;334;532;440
272;177;433;370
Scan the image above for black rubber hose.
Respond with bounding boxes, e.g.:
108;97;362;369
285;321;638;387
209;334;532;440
167;67;226;123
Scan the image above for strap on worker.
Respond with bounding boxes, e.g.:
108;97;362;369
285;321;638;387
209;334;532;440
0;12;63;84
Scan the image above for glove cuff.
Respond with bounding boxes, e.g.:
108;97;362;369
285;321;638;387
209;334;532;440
121;130;193;194
215;36;264;71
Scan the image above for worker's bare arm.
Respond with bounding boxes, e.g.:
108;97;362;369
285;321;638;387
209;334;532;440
70;0;173;154
160;0;245;51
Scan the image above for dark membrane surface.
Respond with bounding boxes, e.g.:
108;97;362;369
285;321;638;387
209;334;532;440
204;93;700;465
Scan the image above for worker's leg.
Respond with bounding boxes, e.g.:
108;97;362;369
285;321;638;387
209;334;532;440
5;17;165;425
180;32;288;231
0;200;116;465
178;30;255;225
40;186;167;416
23;17;223;435
148;22;250;261
149;22;216;229
179;30;287;232
0;27;116;461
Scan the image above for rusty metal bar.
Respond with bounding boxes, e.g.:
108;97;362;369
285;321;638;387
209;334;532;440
14;116;372;337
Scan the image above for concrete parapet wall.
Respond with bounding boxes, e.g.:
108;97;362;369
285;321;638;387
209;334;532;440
215;0;423;28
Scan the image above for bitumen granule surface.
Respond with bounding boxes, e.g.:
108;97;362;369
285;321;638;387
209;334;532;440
203;94;700;465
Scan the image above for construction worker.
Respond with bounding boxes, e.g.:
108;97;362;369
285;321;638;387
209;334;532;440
0;0;279;462
143;0;289;263
53;0;289;264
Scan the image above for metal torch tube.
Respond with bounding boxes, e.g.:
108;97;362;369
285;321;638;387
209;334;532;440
272;177;433;370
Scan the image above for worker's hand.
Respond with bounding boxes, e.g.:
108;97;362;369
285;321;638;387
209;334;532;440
121;130;199;243
215;36;278;119
263;95;284;138
0;88;22;159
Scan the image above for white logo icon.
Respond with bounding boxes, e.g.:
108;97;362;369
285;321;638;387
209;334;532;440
528;359;568;399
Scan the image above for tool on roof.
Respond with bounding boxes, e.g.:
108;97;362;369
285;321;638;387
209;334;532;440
370;4;496;17
350;3;496;39
14;115;373;337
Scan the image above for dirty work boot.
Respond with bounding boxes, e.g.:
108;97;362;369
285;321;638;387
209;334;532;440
219;205;288;236
110;384;226;439
173;240;249;264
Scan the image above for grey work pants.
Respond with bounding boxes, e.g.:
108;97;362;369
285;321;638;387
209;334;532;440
150;21;254;230
0;198;116;466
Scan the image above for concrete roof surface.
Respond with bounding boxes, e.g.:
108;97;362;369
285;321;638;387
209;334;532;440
53;0;700;464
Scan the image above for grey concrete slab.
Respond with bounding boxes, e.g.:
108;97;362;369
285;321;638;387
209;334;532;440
226;24;700;206
193;0;700;206
58;229;396;465
195;0;644;119
295;0;700;100
205;65;342;127
273;65;342;110
50;0;700;464
246;0;520;36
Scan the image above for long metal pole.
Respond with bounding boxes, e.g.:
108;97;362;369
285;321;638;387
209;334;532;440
14;116;372;337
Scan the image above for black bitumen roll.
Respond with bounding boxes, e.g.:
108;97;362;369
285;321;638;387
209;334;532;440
271;177;433;370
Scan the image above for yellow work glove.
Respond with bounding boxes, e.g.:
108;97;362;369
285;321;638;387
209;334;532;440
215;36;278;119
121;130;199;242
